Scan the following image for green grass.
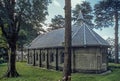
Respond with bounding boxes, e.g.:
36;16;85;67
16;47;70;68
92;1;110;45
109;63;120;67
0;62;120;81
0;62;62;81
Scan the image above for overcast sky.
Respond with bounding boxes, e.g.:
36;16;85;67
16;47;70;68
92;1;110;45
45;0;120;42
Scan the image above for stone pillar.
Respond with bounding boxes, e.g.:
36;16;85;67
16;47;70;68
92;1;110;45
38;49;42;67
35;50;38;65
46;49;49;69
56;48;58;70
33;49;36;66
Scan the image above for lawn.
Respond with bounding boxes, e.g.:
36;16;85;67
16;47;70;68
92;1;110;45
0;62;120;81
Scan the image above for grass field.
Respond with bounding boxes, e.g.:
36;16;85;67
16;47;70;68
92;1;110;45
0;62;120;81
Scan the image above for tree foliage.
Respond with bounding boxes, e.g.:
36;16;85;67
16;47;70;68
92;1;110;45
18;0;48;44
106;37;115;62
18;29;27;47
106;37;114;46
72;1;93;26
0;28;7;48
17;29;27;61
0;28;8;63
19;21;38;44
94;0;120;63
16;0;49;27
48;15;65;31
94;0;120;28
0;0;50;77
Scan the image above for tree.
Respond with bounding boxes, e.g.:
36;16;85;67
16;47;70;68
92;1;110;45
0;28;8;63
63;0;71;81
106;37;115;62
19;0;48;44
72;1;93;26
20;21;38;44
48;15;65;31
17;29;27;62
94;0;120;63
0;0;50;77
17;0;49;27
0;0;20;77
0;47;8;63
0;28;7;48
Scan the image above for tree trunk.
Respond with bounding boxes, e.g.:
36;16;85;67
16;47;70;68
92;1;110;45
63;0;71;81
114;10;119;63
0;0;20;78
4;43;19;77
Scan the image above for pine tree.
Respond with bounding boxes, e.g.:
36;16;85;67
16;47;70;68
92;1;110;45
72;1;93;26
63;0;71;81
94;0;120;63
48;15;65;31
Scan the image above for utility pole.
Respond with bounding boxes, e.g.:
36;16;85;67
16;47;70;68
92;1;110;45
63;0;71;81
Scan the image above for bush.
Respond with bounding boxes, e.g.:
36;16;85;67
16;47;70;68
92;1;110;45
0;58;4;64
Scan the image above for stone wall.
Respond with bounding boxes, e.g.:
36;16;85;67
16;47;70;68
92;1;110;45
27;46;108;73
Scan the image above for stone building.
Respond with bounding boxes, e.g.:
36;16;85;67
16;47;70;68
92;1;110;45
27;15;110;73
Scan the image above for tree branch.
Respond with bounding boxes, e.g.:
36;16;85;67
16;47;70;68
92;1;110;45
0;18;8;39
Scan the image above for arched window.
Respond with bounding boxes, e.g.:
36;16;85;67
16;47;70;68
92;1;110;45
60;51;64;64
50;53;54;62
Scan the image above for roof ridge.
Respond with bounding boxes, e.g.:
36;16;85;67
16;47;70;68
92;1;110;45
85;24;102;45
28;21;110;49
72;24;82;39
83;23;87;46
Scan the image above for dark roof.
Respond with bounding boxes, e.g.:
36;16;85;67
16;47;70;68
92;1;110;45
28;22;110;49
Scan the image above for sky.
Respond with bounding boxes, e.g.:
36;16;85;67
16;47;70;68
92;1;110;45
45;0;120;42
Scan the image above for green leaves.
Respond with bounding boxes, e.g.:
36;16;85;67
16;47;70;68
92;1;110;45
0;28;7;48
94;0;120;28
16;0;49;27
49;15;65;31
72;1;93;26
